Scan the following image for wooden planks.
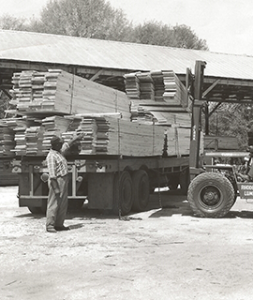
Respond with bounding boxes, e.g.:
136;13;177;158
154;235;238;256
11;69;131;120
2;68;193;158
125;70;191;127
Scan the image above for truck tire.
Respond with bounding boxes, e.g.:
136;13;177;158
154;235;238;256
28;206;43;214
113;171;133;216
187;172;235;218
28;200;47;215
132;170;150;212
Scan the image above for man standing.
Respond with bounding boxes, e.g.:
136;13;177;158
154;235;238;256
46;134;82;233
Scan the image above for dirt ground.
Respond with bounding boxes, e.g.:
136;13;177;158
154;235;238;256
1;186;253;300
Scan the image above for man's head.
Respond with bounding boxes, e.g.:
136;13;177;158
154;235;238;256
51;135;63;152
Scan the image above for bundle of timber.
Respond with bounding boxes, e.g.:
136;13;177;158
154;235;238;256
0;120;15;156
11;117;42;156
11;69;131;120
0;113;191;157
125;70;191;127
65;116;167;157
124;70;188;107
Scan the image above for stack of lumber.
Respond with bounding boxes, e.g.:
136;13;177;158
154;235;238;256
41;116;72;152
125;70;190;126
0;120;16;156
75;116;166;156
11;69;131;120
0;113;191;157
12;117;41;156
124;70;188;106
124;72;141;99
2;68;193;158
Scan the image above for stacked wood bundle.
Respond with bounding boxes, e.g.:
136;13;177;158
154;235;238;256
138;73;155;100
124;72;141;99
2;68;193;158
41;116;72;152
0;120;15;156
25;126;45;156
12;118;41;156
0;113;191;157
11;69;131;120
125;70;190;126
124;70;188;107
75;116;166;157
11;71;33;109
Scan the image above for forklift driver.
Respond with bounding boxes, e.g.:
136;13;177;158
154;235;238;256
236;149;253;182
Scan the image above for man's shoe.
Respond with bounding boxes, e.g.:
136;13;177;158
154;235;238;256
46;227;57;233
55;226;70;231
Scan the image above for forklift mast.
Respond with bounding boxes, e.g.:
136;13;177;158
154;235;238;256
189;60;206;180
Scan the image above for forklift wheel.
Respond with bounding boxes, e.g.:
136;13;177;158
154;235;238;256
187;172;235;218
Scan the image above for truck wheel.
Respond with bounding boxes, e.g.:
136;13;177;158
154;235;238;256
132;170;150;212
113;171;133;216
28;201;47;215
28;206;43;214
187;172;235;218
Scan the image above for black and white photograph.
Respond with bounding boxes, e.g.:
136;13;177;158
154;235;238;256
1;1;253;299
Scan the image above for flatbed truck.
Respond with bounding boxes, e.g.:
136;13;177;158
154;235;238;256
14;154;189;215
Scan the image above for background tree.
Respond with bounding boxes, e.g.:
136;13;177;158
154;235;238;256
208;103;251;149
28;0;133;41
0;14;28;31
130;22;208;50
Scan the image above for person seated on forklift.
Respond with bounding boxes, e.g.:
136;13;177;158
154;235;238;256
46;133;83;233
236;148;253;182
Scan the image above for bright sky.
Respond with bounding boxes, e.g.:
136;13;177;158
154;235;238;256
1;0;253;56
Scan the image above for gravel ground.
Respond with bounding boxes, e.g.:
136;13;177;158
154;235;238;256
1;186;253;300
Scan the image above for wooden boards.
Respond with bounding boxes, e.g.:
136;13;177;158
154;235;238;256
0;68;193;158
0;114;191;157
11;69;131;120
124;70;191;128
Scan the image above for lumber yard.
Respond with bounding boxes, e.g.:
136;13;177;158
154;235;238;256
1;30;253;217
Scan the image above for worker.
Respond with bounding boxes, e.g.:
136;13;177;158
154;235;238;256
46;134;83;233
236;150;253;182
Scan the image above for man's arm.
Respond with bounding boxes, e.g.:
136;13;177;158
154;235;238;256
61;133;84;156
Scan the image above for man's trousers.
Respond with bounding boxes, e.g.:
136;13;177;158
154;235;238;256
46;175;68;229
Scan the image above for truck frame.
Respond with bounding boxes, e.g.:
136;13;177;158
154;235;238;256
14;154;189;215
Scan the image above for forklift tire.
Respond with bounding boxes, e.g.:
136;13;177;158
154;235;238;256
132;170;150;212
187;172;235;218
113;171;134;216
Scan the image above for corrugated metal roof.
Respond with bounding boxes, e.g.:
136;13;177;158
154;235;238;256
1;29;253;80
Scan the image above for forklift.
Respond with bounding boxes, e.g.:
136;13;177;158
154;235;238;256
187;60;253;218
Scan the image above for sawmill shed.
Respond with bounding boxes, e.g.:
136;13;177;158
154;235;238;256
1;29;253;104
